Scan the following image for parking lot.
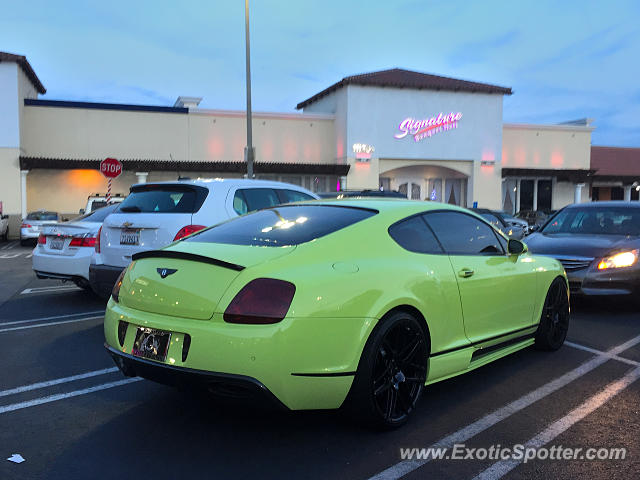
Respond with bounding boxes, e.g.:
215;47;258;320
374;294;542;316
0;242;638;480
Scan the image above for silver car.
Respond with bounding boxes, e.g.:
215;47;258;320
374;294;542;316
20;211;60;246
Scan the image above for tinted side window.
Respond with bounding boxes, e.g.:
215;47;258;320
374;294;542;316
277;189;315;203
389;216;443;254
425;212;504;255
238;188;280;212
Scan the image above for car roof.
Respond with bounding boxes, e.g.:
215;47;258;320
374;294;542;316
131;178;315;191
306;198;472;216
564;201;640;209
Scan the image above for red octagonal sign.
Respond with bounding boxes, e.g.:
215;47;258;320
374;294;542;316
100;157;122;179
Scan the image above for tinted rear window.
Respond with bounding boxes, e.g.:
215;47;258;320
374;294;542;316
26;212;58;220
187;205;377;247
119;185;207;213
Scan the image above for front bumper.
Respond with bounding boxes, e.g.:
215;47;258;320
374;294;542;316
89;264;125;298
104;301;368;410
567;266;640;296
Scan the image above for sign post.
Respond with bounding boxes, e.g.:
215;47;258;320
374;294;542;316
100;158;123;203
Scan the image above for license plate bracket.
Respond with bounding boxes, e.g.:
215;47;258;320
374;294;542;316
49;238;64;250
120;228;140;245
132;327;172;362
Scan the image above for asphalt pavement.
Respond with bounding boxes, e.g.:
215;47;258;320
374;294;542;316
0;241;638;480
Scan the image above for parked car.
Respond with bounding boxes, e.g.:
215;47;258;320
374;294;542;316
516;210;548;230
81;193;125;214
471;208;527;240
105;199;567;428
0;213;9;241
497;211;530;233
525;201;640;299
90;179;319;298
32;204;120;291
20;211;61;246
318;189;407;199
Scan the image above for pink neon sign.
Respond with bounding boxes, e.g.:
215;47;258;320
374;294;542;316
394;112;463;142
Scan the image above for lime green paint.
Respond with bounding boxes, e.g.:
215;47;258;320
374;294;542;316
104;199;566;411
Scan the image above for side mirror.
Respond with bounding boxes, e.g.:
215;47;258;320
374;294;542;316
529;224;540;232
79;209;85;214
508;239;527;255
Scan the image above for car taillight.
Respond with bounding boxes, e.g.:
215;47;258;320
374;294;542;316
223;278;296;324
95;226;102;253
37;234;46;245
111;267;128;303
173;225;207;241
21;223;31;229
69;236;97;247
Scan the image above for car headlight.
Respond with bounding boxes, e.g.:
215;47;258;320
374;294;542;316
597;249;639;270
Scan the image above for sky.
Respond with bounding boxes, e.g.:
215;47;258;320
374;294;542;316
1;0;639;147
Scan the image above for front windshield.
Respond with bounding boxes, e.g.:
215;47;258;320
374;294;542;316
542;206;640;235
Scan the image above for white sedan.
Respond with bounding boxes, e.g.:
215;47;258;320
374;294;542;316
32;204;119;290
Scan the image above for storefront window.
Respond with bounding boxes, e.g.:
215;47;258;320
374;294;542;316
428;178;442;202
538;180;552;212
379;177;391;191
411;183;421;200
445;179;462;205
398;183;408;198
519;180;534;211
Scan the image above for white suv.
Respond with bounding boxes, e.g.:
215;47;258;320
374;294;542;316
89;178;318;297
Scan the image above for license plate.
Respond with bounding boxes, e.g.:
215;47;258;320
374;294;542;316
49;238;64;250
132;327;172;362
120;228;140;245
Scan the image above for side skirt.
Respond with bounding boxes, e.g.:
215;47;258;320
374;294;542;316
426;327;537;385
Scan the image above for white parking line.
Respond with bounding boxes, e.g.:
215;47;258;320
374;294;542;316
566;341;640;367
21;285;82;295
368;334;640;480
473;366;640;480
0;378;143;414
0;310;105;326
1;242;17;250
0;367;119;398
0;315;104;333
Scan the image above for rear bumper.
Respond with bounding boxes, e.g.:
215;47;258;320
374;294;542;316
20;228;40;240
104;301;366;410
105;344;288;410
32;249;91;281
89;264;125;298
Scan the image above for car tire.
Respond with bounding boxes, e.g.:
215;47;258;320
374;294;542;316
534;277;570;351
343;310;429;429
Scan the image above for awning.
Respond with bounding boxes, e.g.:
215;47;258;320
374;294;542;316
501;168;596;183
19;157;350;176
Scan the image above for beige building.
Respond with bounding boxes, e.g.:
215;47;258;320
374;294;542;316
1;52;598;238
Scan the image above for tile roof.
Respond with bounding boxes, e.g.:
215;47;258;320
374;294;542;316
0;51;46;94
296;68;512;109
591;146;640;177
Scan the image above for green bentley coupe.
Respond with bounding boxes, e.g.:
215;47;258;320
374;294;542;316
104;200;569;428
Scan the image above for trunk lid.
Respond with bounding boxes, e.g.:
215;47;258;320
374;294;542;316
119;242;295;320
101;213;191;267
40;221;100;256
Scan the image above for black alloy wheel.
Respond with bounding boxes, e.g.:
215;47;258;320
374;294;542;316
535;277;570;351
345;311;428;429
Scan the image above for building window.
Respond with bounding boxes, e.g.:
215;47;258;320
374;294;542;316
428;178;442;202
538;180;552;212
379;177;391;191
520;180;534;211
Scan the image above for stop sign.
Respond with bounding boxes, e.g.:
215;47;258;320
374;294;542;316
100;157;122;179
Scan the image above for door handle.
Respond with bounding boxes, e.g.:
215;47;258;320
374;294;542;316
458;268;474;278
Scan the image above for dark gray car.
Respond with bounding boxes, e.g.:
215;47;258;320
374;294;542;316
525;201;640;298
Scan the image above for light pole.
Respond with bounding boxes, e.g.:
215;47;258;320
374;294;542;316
244;0;255;178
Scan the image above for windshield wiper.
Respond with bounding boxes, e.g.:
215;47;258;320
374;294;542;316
119;206;141;212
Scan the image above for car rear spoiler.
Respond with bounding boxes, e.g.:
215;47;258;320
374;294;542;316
132;250;245;271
